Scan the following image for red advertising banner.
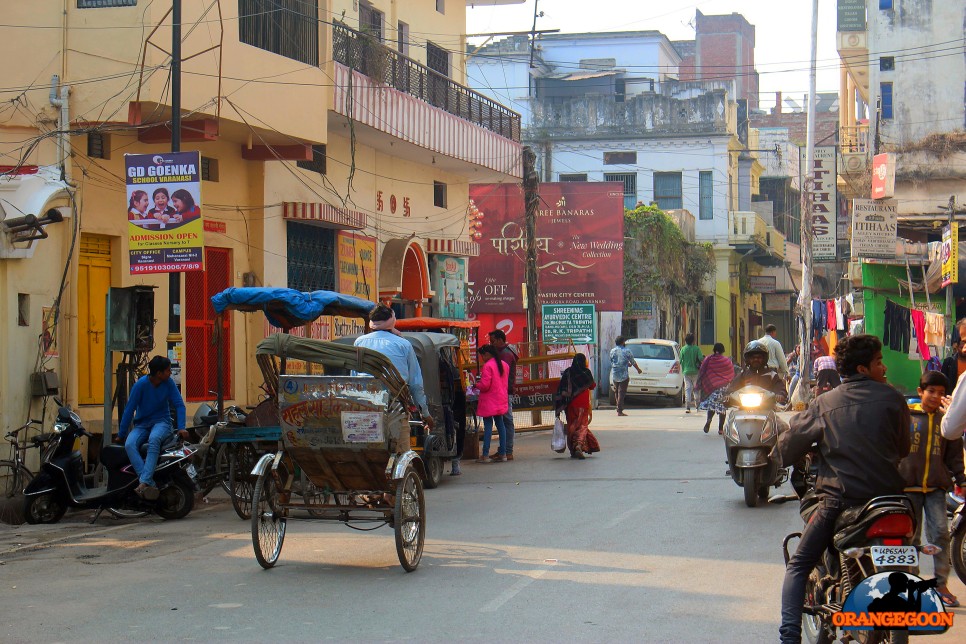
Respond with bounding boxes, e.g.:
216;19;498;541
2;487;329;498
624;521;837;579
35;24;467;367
467;182;624;313
871;152;896;200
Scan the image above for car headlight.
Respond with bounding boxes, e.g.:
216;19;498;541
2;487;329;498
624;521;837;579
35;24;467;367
738;392;764;408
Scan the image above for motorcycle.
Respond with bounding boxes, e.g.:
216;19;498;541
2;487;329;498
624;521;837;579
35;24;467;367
22;401;196;524
784;490;931;644
722;385;788;507
950;488;966;585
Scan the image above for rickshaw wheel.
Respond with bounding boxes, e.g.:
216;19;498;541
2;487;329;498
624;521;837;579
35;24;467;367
394;468;425;572
251;468;286;569
229;443;257;520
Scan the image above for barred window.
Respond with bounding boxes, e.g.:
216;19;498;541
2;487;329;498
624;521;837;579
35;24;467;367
78;1;137;7
604;172;637;210
653;172;683;211
201;157;219;182
287;222;335;292
87;132;110;159
239;0;319;66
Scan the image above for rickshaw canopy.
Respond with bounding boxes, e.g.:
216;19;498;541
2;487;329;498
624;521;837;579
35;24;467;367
211;287;374;330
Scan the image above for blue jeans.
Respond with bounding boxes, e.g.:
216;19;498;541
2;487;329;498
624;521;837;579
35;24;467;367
503;398;515;455
482;415;507;457
780;496;843;643
908;489;952;585
125;420;173;486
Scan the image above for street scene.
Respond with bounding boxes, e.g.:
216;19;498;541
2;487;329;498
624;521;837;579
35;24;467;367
2;0;966;642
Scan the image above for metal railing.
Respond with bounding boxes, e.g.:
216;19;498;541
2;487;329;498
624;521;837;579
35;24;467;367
840;124;869;154
332;23;521;142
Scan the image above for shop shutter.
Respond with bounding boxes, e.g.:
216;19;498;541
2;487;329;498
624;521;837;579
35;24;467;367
185;247;232;402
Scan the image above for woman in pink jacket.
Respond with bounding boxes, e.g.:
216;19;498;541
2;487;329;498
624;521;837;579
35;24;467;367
475;344;510;463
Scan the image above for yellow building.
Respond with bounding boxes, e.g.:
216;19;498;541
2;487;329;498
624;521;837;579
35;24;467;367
0;0;523;450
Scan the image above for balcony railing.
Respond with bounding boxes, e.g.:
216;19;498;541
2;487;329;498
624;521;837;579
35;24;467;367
332;23;521;142
840;124;869;155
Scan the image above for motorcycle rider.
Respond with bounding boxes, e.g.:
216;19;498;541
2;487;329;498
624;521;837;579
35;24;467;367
725;341;788;403
774;334;910;644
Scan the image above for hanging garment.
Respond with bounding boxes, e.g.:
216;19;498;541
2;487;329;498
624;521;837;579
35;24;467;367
812;300;826;341
850;318;865;335
826;300;837;331
883;300;910;353
835;298;846;332
827;329;839;354
924;311;946;348
910;309;929;360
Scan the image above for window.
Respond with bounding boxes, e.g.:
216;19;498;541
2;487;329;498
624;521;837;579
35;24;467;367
700;296;715;345
17;294;29;327
78;0;137;7
653;172;683;210
359;1;384;40
880;82;893;119
879;56;894;72
434;181;447;208
426;42;449;77
614;79;625;103
436;0;445;14
559;173;588;182
87;132;109;159
297;145;327;175
287;222;335;292
604;151;637;165
397;21;409;56
628;343;674;361
699;171;713;220
878;0;892;9
604;172;637;210
239;0;319;65
201;157;219;182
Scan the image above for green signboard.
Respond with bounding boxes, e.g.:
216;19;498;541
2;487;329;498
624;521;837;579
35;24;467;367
541;304;597;344
837;0;866;31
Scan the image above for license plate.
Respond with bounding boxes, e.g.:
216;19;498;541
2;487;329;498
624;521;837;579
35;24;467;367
870;545;918;567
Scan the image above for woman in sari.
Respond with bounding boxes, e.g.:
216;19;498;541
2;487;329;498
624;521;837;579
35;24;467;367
553;353;599;459
695;342;735;435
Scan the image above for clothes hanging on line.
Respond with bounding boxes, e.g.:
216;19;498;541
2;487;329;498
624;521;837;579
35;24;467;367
883;299;911;353
910;309;930;361
924;311;946;348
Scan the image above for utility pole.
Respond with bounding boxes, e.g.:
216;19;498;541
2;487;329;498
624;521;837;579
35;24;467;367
167;0;183;388
523;146;540;346
796;0;819;406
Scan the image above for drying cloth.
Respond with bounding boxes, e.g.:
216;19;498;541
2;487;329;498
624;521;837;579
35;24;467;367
883;300;910;353
812;300;827;341
835;298;846;332
826;300;837;331
925;311;946;348
910;309;929;360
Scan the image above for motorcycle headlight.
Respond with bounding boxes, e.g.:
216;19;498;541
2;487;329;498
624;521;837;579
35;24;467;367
738;392;764;408
760;420;775;443
54;422;69;434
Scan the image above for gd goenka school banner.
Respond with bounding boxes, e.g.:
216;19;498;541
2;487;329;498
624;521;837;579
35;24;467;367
125;151;204;274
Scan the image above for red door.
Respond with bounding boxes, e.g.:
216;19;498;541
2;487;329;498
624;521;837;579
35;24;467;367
185;247;231;402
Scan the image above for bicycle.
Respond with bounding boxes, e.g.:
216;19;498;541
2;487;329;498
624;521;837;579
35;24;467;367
0;419;51;525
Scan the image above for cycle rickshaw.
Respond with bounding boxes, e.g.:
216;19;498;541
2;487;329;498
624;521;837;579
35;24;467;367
249;332;428;571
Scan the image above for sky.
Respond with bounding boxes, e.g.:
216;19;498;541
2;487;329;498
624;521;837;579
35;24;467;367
466;0;841;111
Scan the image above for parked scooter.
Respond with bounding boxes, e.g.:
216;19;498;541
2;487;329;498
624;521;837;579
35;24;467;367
22;401;195;524
722;384;788;507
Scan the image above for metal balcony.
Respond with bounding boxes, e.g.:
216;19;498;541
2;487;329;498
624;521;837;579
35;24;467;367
332;23;520;142
729;211;785;267
840;124;870;174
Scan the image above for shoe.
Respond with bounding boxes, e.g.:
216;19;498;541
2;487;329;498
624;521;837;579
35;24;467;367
450;461;462;476
506;454;514;461
573;447;585;460
938;587;960;607
617;412;628;417
491;454;507;462
135;483;160;501
476;456;491;464
685;408;691;414
703;424;710;434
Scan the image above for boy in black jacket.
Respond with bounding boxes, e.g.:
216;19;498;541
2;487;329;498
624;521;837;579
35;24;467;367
901;370;965;607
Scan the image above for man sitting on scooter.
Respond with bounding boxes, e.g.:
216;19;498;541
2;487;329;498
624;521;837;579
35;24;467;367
116;355;187;500
773;334;910;644
726;341;788;403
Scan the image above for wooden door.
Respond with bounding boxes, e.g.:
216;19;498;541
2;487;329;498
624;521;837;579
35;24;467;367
78;234;112;404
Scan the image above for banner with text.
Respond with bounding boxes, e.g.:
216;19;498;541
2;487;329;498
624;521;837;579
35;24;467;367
851;199;897;259
125;151;204;274
800;146;838;262
942;224;959;288
467;183;624;313
541;304;597;344
430;255;467;319
337;231;377;301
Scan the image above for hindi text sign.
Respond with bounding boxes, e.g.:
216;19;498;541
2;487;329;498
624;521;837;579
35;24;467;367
851;199;897;259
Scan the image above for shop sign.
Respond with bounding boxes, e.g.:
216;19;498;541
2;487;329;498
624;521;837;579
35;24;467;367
625;294;654;320
748;275;777;293
851;199;897;259
942;224;958;288
511;379;558;411
203;220;226;234
871;153;896;200
765;293;791;312
837;0;866;31
337;231;377;300
125;151;204;274
541;303;597;344
468;182;624;312
800;146;838;262
430;255;467;319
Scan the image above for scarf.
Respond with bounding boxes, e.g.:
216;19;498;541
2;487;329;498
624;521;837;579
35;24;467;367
371;310;403;336
554;365;595;414
697;353;734;392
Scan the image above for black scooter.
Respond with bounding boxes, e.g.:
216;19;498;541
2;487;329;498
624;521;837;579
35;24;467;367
23;402;195;524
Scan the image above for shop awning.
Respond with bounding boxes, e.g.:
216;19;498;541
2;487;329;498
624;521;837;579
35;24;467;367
424;238;479;257
282;201;366;230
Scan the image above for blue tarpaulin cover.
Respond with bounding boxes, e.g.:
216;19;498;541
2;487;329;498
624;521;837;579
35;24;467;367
210;287;374;329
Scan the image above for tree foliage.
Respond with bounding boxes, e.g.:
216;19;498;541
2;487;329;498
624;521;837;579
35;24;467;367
623;205;715;310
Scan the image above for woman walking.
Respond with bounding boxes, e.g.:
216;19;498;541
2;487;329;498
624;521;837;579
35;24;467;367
475;344;510;463
695;342;735;434
553;353;599;459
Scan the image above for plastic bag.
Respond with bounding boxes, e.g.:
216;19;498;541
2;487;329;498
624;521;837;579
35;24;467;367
551;417;567;453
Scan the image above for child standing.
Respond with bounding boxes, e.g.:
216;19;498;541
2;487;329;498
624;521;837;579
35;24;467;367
474;344;510;463
900;371;965;607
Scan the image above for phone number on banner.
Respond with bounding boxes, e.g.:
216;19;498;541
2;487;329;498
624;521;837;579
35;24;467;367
131;263;202;273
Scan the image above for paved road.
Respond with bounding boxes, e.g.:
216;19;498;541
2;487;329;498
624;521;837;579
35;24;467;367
1;407;963;642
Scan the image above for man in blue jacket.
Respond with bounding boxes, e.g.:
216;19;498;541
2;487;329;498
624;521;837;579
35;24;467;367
117;355;186;500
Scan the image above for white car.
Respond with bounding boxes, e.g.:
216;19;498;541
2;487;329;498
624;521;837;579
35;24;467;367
616;339;685;407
